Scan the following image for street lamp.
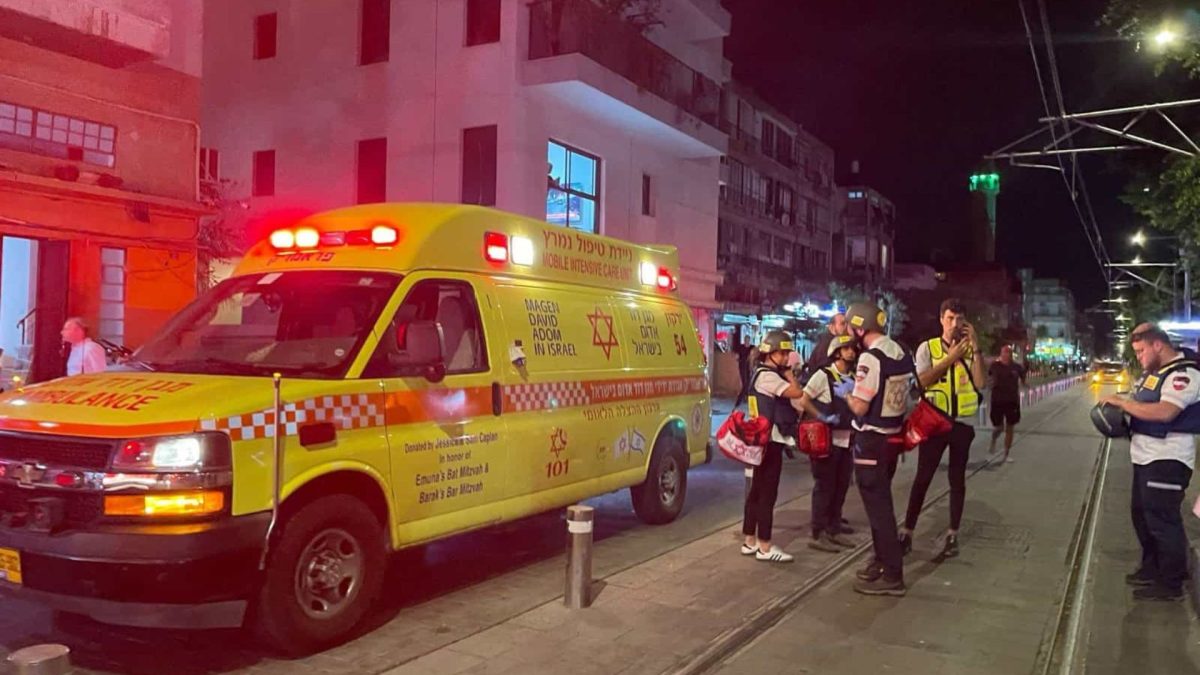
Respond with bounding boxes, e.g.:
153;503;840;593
1131;230;1147;247
1154;28;1179;48
1132;255;1143;265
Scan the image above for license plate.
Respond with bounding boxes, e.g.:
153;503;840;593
0;547;21;585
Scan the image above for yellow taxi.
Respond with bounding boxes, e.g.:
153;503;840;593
0;204;711;653
1091;360;1130;391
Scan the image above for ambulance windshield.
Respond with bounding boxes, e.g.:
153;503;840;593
135;271;400;378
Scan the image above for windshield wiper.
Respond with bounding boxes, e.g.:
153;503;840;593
159;358;267;377
122;358;157;372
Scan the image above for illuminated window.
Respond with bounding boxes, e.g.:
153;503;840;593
99;247;125;345
546;140;599;233
0;101;116;168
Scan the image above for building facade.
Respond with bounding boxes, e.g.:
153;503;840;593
833;184;895;286
200;0;730;366
715;84;835;312
0;0;206;383
1019;268;1078;361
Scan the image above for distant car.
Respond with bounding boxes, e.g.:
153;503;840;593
1091;361;1129;389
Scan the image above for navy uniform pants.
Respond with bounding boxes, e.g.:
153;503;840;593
811;445;853;537
1131;459;1193;592
854;431;903;581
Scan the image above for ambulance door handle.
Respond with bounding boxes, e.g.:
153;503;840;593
492;382;502;417
299;422;337;448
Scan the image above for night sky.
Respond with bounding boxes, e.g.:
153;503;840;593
724;0;1192;310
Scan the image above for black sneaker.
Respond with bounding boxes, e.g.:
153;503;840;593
1125;568;1156;587
829;532;857;549
854;576;906;597
834;523;856;535
898;532;913;556
1133;585;1183;602
856;558;884;582
935;533;959;560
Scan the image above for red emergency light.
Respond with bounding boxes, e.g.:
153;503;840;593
484;231;509;263
270;224;400;252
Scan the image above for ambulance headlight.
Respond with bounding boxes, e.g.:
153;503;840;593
111;433;232;472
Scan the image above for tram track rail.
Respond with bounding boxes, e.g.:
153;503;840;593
669;387;1087;675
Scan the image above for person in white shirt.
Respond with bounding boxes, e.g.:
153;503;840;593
61;317;107;376
1102;323;1200;601
740;330;805;563
799;335;859;553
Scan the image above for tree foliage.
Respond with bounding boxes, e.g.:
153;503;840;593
825;282;907;338
197;180;249;292
1102;1;1200;77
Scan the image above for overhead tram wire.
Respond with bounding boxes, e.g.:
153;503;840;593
1016;0;1111;285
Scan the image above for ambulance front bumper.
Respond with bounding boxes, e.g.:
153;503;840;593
0;512;270;629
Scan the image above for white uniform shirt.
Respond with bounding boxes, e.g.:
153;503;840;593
752;367;802;445
66;339;107;376
1130;361;1200;469
804;367;852;448
851;335;911;435
914;338;977;421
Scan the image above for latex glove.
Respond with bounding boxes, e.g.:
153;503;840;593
832;378;856;398
820;413;840;425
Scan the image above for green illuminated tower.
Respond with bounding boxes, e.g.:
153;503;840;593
969;170;1000;263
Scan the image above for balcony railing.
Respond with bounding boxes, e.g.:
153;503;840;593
528;0;722;126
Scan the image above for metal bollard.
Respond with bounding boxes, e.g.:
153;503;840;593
565;504;594;609
7;644;71;675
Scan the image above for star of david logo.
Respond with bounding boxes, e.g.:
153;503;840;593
587;307;619;360
550;428;568;458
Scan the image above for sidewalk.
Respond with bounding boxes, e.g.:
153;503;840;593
384;385;1089;675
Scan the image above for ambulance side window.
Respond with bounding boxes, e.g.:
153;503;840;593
366;280;488;377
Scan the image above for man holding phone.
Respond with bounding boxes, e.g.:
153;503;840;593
900;298;986;560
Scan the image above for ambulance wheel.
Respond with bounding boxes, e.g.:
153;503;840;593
252;494;386;656
631;439;688;524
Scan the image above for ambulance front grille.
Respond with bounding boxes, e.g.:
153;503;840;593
0;433;115;470
0;485;103;526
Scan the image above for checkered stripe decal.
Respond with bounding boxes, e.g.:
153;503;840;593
199;393;385;441
503;382;590;413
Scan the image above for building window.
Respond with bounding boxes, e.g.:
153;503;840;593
199;147;219;182
252;150;275;197
461;125;497;206
546;140;599;233
466;0;501;45
356;138;387;204
360;0;390;65
641;173;655;216
99;247;125;345
761;120;777;158
254;13;277;60
0;101;116;168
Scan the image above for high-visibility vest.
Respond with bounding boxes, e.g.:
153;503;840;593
923;338;979;418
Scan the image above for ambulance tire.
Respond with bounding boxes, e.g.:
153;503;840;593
253;494;386;656
631;438;688;525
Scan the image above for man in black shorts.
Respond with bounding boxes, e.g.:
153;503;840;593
988;344;1025;462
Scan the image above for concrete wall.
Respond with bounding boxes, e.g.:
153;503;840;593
201;0;723;311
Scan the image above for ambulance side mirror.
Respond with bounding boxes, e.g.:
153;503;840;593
403;320;446;383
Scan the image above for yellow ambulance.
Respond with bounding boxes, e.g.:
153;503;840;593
0;203;710;653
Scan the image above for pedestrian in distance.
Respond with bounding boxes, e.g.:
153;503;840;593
741;330;805;563
798;334;859;553
733;333;754;409
988;344;1026;462
900;298;985;561
1101;323;1200;602
61;317;107;376
843;303;915;596
804;312;848;377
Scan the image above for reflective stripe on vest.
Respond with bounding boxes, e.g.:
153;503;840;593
1129;357;1200;438
923;338;979;418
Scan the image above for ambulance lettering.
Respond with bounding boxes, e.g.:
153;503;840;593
525;297;578;357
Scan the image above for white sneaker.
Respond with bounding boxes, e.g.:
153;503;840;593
756;546;795;563
740;543;758;556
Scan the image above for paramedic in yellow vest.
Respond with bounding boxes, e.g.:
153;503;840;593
900;298;985;560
